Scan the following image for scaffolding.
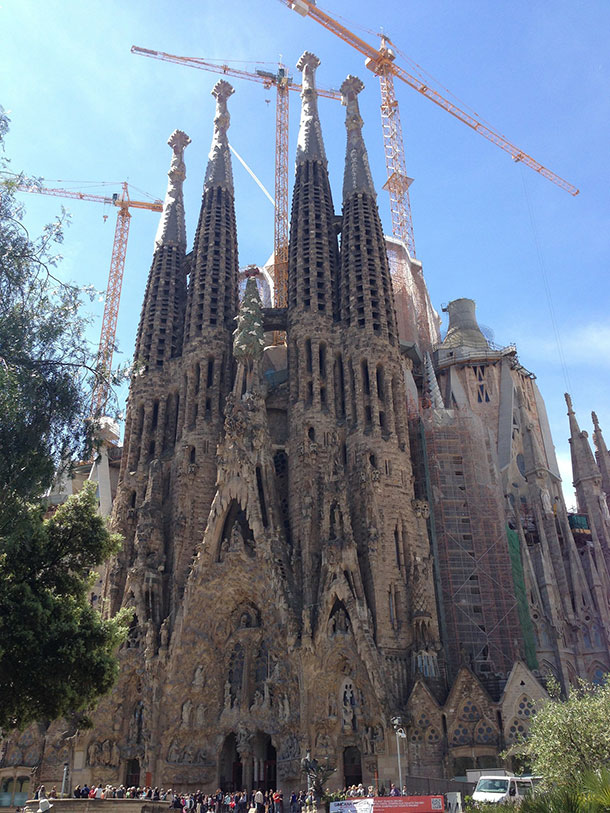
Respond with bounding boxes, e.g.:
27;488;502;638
386;237;441;351
410;404;523;696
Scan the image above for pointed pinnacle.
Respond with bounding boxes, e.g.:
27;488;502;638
341;74;376;200
592;411;601;431
154;128;190;250
205;80;235;193
296;51;320;87
295;51;326;165
565;392;574;414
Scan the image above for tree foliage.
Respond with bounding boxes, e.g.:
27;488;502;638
513;677;610;786
0;108;96;525
0;483;131;731
0;108;129;730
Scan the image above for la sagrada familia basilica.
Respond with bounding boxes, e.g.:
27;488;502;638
3;51;610;797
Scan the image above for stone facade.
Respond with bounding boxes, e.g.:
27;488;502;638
3;52;610;801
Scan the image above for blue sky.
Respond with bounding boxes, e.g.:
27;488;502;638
3;0;609;507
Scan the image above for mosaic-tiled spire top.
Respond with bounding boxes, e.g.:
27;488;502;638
154;129;190;250
295;51;326;166
341;75;376;201
204;80;235;193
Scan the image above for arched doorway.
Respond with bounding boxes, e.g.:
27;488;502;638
125;758;140;788
252;732;276;790
219;733;242;791
343;746;362;787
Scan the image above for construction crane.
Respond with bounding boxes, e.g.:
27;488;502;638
280;0;579;259
17;181;162;415
131;46;341;312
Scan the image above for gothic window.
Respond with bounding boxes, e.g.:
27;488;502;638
305;339;313;373
591;665;607;686
410;728;423;744
334;353;346;419
459;701;481;722
426;727;440;745
319;343;327;379
451;724;472;746
592;623;604;648
506;717;528;743
474;719;498;744
416;713;431;730
516;695;534;719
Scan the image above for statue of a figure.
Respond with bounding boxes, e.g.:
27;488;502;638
540;488;553;515
229;521;244;552
224;680;233;710
87;741;99;766
181;699;193;728
193;665;205;688
195;704;205;727
160;617;170;649
110;741;120;767
168;741;181;763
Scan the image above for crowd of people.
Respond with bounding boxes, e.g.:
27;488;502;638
33;782;411;808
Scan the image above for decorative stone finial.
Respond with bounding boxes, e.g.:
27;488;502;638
341;74;376;200
295;51;326;165
204;80;235;193
233;277;265;363
565;393;574;414
154;128;190;250
592;411;600;430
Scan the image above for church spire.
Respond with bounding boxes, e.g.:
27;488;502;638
154;129;190;250
287;51;338;318
184;80;238;345
566;393;601;495
341;75;376;201
295;51;326;165
204;80;234;193
338;74;397;343
134;129;190;371
592;412;610;500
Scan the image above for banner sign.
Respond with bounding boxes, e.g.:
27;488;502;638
330;797;444;813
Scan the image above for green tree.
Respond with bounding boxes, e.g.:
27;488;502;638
0;482;130;730
512;678;610;787
0;108;129;729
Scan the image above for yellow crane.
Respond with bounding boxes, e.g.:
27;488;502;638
17;181;162;415
280;0;579;258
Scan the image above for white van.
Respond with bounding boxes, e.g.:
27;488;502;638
472;775;534;805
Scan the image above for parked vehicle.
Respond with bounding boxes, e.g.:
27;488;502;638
471;775;534;805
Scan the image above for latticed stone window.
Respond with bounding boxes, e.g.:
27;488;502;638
451;724;471;746
459;701;480;721
516;695;534;718
475;720;497;744
507;717;528;743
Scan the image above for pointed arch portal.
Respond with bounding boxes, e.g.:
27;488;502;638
219;731;276;791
